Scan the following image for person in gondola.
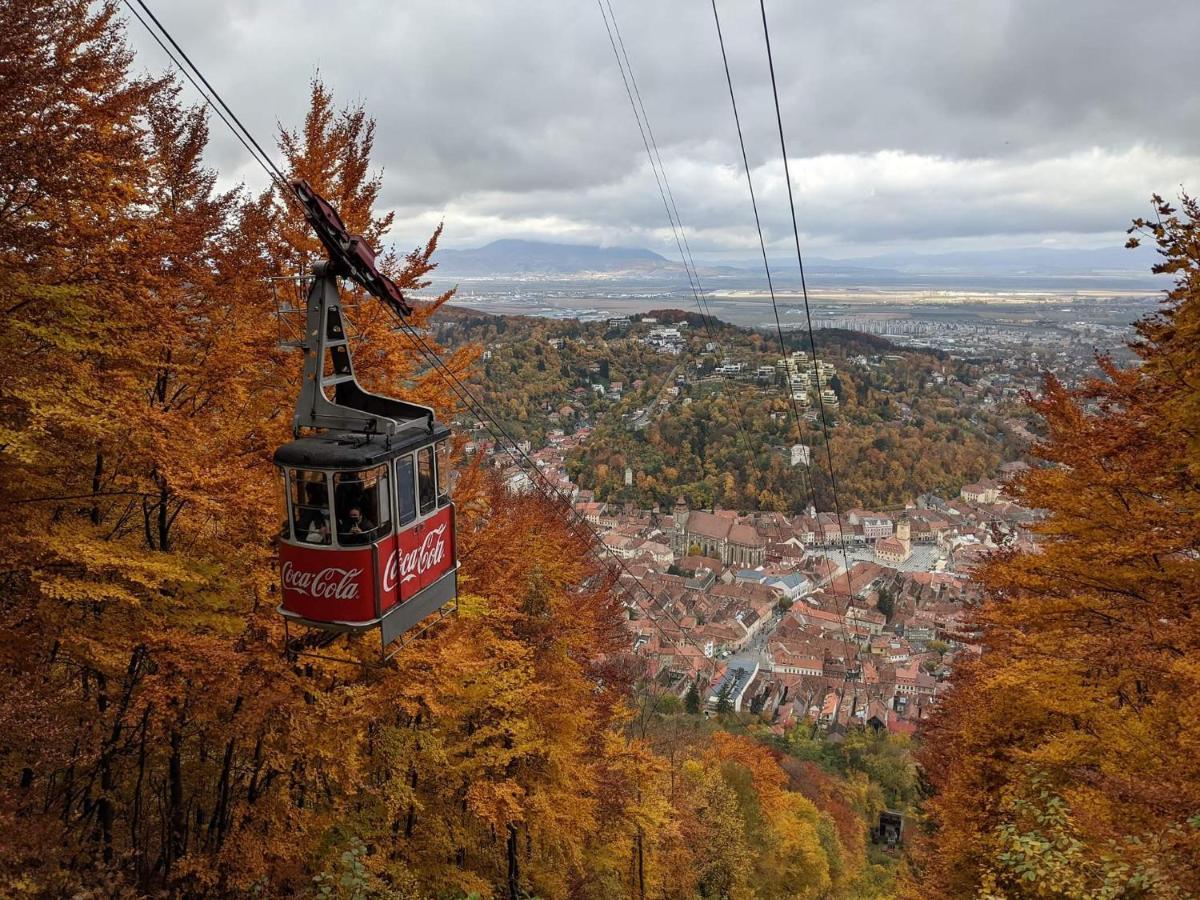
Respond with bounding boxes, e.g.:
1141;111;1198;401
297;481;331;544
338;505;375;544
305;517;330;544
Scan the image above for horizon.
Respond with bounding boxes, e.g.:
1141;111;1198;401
432;234;1165;279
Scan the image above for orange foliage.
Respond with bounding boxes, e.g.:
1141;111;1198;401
913;195;1200;897
0;5;873;896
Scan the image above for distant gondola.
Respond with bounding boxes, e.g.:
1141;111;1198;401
872;810;904;849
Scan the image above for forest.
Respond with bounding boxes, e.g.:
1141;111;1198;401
0;3;901;896
441;308;1021;513
571;342;1014;513
5;2;1198;898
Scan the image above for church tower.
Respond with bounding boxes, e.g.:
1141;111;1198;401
673;497;690;556
673;496;690;531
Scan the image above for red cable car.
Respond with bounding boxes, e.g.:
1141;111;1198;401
274;180;458;658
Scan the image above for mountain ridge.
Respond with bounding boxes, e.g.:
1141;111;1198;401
432;238;1161;279
436;239;672;275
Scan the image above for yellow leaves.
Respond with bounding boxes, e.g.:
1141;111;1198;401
632;732;848;900
454;589;491;619
465;779;526;832
35;573;143;606
24;524;206;614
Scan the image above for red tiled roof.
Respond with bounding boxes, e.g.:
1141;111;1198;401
728;523;765;547
684;511;732;541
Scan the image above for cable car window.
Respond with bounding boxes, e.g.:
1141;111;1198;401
435;439;451;505
277;471;290;540
417;446;436;516
335;467;391;545
290;469;331;545
395;454;416;525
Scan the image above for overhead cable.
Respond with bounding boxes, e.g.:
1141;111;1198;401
710;0;858;686
597;0;817;514
124;0;720;675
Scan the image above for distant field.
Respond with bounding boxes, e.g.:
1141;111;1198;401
437;274;1158;336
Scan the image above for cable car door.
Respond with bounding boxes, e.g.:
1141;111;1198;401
411;445;452;592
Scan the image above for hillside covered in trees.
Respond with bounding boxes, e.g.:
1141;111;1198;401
440;312;1023;513
0;4;904;896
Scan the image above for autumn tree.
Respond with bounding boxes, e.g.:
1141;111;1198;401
0;5;904;897
0;4;313;894
913;195;1200;897
0;7;459;894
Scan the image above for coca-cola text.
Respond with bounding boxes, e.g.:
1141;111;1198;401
281;561;363;601
383;523;448;593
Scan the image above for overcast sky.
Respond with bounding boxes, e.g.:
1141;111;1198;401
124;1;1199;260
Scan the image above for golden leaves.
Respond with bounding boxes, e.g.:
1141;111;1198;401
915;194;1200;898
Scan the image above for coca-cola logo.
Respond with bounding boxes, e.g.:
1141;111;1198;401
383;523;448;593
281;561;363;601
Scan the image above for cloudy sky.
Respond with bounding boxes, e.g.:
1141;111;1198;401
124;0;1199;260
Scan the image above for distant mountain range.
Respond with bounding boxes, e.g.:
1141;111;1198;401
436;239;674;275
433;238;1162;280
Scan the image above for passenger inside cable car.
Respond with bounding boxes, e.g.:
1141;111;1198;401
334;467;386;545
292;472;331;544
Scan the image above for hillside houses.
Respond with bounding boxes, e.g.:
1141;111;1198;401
471;432;1027;732
960;478;1001;504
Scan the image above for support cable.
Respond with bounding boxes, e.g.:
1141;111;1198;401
130;0;290;187
708;0;826;538
756;0;854;597
710;0;859;694
122;0;282;191
597;0;817;516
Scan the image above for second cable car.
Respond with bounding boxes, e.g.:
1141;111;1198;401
275;180;458;656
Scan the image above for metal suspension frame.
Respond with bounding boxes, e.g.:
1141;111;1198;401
282;594;459;667
279;179;457;665
293;262;435;437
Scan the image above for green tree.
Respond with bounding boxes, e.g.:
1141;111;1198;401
716;680;734;716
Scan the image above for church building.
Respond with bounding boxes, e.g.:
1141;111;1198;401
671;498;766;567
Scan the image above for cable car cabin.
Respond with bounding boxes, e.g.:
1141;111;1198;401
275;427;457;651
273;180;460;656
872;810;904;850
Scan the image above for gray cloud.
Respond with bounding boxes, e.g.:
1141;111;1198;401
126;0;1200;256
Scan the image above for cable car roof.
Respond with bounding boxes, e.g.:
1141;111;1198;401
274;422;450;469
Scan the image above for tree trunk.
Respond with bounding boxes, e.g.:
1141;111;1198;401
94;671;115;862
131;706;150;884
142;496;156;551
157;482;170;551
208;737;235;850
506;824;520;900
90;451;103;525
167;726;186;875
246;736;265;804
636;825;645;899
